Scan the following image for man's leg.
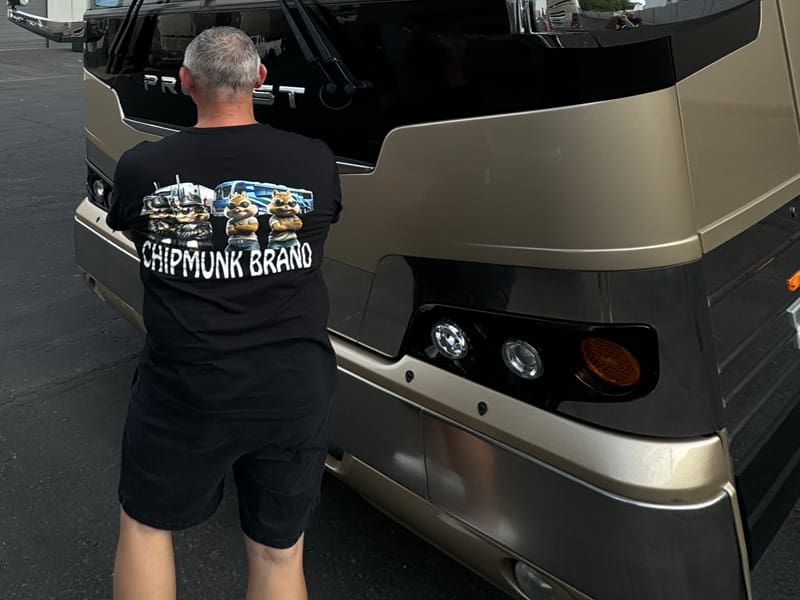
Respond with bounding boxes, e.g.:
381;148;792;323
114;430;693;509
113;508;177;600
243;532;307;600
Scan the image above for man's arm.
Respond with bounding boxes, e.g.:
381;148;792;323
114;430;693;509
106;149;143;241
106;155;130;234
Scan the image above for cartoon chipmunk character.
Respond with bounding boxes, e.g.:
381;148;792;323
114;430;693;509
267;189;303;249
172;189;213;251
142;194;177;246
225;191;260;252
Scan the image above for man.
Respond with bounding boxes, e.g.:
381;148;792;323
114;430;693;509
105;26;341;600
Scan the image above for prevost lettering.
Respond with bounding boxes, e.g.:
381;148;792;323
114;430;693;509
143;74;181;94
252;85;305;109
142;75;305;108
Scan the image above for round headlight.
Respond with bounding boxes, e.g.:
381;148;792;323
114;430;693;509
502;339;543;380
431;321;469;360
92;179;106;199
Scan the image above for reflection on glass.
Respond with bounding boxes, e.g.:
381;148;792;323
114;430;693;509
94;0;190;7
523;0;752;33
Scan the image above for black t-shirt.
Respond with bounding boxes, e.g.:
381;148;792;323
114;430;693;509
106;123;341;416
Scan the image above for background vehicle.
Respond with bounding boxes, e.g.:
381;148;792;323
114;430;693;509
542;0;580;29
9;0;800;598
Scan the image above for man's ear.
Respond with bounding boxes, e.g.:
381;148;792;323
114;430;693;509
179;66;196;94
255;63;267;88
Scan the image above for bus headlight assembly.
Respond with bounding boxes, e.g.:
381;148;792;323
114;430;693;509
407;305;658;410
501;340;543;380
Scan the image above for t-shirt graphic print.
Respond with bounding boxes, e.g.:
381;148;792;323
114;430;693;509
139;176;315;281
104;124;341;416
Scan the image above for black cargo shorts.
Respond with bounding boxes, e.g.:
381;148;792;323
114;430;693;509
118;375;333;549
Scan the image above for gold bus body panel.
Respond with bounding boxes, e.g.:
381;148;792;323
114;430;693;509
329;87;700;272
682;0;800;252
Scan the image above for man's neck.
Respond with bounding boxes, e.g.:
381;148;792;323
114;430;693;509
193;96;258;128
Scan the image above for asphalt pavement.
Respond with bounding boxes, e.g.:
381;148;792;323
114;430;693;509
0;47;797;600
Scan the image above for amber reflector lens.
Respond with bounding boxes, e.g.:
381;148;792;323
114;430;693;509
580;337;641;388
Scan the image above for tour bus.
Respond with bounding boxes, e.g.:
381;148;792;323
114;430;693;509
212;180;314;216
213;180;272;216
9;0;800;597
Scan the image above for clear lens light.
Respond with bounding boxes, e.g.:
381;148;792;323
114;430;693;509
92;179;106;198
502;340;543;380
431;321;469;360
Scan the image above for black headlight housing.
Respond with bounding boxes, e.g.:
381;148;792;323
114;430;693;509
86;165;112;209
404;304;659;410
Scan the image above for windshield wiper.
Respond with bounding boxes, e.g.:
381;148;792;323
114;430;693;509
276;0;332;88
278;0;370;97
107;0;148;73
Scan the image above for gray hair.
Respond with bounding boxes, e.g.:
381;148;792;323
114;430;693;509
183;27;260;96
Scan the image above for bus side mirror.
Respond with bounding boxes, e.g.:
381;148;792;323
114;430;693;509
6;0;85;43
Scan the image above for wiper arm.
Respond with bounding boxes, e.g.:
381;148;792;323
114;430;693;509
279;0;370;97
276;0;334;90
107;0;147;73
